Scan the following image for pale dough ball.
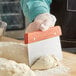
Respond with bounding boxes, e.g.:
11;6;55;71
0;58;35;76
31;55;58;70
0;42;28;64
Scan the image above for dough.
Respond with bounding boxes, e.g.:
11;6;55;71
31;55;58;70
0;42;28;64
0;58;35;76
0;42;58;71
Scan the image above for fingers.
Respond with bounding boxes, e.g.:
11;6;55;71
35;13;57;31
40;24;49;31
39;19;56;31
25;20;42;33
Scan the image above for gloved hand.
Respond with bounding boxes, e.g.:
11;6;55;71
26;13;56;32
35;13;57;31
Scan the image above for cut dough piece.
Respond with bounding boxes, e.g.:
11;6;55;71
0;58;35;76
0;42;28;64
31;55;58;70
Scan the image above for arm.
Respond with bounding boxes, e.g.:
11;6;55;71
20;0;56;32
20;0;52;22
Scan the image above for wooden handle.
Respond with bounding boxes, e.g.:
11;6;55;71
24;26;62;44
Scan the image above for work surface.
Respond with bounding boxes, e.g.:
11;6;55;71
0;36;76;76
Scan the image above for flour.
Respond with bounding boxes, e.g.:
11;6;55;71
34;65;70;76
0;58;35;76
0;58;70;76
0;42;70;76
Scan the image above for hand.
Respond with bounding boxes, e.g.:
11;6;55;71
25;13;56;33
25;20;43;33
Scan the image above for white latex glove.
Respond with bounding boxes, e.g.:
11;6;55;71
26;13;56;33
35;13;57;31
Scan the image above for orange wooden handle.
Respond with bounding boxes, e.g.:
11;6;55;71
24;26;62;44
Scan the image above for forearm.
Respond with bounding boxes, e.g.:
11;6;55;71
20;0;52;22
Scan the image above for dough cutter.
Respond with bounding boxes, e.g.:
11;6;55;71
24;26;62;66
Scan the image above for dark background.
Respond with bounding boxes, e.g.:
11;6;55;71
50;0;76;48
0;0;25;31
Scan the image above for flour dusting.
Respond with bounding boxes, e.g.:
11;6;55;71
34;65;70;76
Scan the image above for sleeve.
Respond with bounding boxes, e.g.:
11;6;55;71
20;0;52;22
